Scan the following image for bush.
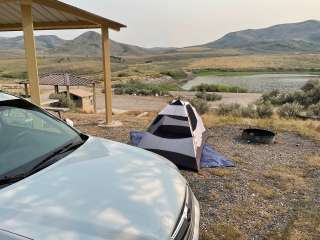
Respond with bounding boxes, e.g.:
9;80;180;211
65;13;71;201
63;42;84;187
277;103;303;119
49;92;75;110
195;92;222;102
161;69;187;80
1;71;27;79
260;80;320;108
240;104;257;118
191;83;247;93
302;79;320;92
261;90;280;104
190;98;209;115
217;103;242;117
216;103;274;119
113;80;179;96
307;103;320;116
117;72;130;77
256;103;274;118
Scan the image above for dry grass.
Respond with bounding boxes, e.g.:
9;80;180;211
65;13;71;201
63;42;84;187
267;203;320;240
224;182;237;190
248;181;278;199
208;168;234;177
304;155;320;168
200;224;245;240
203;113;320;141
208;191;220;201
190;53;320;70
263;166;306;192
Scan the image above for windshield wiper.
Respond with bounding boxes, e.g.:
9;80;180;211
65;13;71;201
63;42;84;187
0;139;84;186
0;173;30;185
30;139;84;172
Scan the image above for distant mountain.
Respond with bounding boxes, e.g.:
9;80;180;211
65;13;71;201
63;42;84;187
0;35;64;50
2;20;320;57
203;20;320;52
0;31;172;57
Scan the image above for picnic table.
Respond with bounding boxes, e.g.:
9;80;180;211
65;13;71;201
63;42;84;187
44;106;70;119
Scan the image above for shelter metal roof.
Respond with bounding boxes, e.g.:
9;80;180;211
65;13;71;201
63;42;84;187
39;73;95;86
0;0;126;31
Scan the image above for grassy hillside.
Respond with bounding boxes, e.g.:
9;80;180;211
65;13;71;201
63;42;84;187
204;20;320;53
0;31;173;58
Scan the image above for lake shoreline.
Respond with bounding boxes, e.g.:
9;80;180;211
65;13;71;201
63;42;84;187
182;73;319;93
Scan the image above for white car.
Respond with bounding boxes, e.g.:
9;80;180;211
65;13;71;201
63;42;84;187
0;93;199;240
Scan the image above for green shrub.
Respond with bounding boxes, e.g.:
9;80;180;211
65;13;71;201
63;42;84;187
256;103;274;118
302;79;320;92
260;80;320;108
114;88;124;95
113;80;179;96
195;92;222;102
240;104;257;118
117;72;130;77
161;69;187;80
261;90;280;104
216;103;274;119
278;103;303;119
307;103;320;116
191;83;247;93
190;98;209;115
217;103;242;116
49;92;75;110
1;71;27;79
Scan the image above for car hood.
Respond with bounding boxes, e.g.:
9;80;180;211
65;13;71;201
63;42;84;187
0;137;187;240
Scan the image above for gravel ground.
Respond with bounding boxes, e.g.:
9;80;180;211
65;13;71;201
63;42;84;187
65;112;320;239
183;126;320;239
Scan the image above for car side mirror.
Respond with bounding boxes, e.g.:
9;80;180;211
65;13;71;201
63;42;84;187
65;118;74;127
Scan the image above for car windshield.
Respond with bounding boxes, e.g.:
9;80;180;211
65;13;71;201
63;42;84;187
0;99;85;180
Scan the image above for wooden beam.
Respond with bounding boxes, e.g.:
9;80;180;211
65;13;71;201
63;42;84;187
0;21;100;31
23;83;29;97
66;85;70;101
21;3;41;105
0;0;15;3
32;0;125;31
92;83;97;113
101;27;112;124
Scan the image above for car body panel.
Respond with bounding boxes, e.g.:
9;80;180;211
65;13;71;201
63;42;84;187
192;193;200;240
0;137;187;240
0;93;18;102
0;229;30;240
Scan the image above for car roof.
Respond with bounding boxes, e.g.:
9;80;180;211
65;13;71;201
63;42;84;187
0;92;19;102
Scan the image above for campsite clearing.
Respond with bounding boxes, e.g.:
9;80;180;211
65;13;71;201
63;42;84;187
65;111;320;240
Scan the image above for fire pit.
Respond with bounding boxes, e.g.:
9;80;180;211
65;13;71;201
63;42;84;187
242;128;276;144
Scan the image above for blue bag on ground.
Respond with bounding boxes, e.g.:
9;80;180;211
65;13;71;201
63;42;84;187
129;131;145;146
130;131;235;168
200;144;235;168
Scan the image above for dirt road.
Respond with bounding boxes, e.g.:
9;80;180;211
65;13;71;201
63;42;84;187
96;90;262;112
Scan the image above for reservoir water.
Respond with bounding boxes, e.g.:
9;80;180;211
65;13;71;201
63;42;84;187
182;74;320;92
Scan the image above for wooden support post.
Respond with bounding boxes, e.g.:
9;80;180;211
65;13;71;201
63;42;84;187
21;3;41;105
24;83;29;97
92;83;97;113
54;85;59;94
66;85;70;100
101;27;112;124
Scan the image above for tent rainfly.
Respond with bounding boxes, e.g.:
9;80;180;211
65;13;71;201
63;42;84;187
138;100;207;171
0;0;126;124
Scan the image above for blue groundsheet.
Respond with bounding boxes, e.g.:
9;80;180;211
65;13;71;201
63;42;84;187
130;131;235;168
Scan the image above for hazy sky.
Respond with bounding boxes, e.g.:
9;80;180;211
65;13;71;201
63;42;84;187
1;0;320;48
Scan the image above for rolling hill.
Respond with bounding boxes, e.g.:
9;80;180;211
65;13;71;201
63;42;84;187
0;31;172;57
2;20;320;58
203;20;320;52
